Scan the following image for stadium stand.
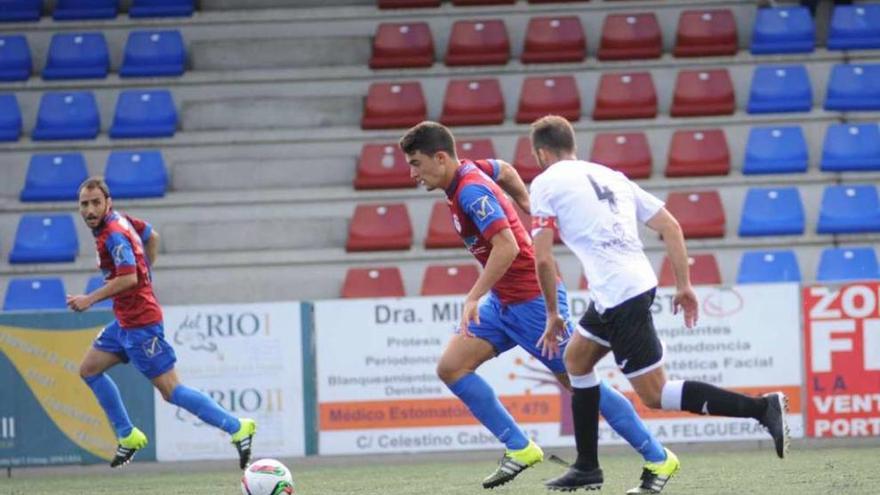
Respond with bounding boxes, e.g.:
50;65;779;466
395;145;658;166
346;203;412;252
456;138;496;162
3;277;66;311
42;32;109;80
120;30;186;77
665;191;726;239
9;214;78;263
825;64;880;110
665;129;730;177
747;65;812;113
0;0;41;21
521;16;585;64
361;82;426;130
743;126;809;175
105;150;168;198
53;0;118;20
597;13;661;61
670;69;735;117
109;90;178;138
0;35;31;81
816;185;880;234
750;6;815;54
817;247;879;281
341;267;405;298
452;0;514;5
820;123;880;172
515;75;580;124
377;0;440;8
129;0;194;17
369;22;434;69
425;201;460;249
445;19;509;66
0;94;22;141
673;9;738;57
737;250;802;284
20;153;88;202
512;136;542;182
593;72;657;120
355;143;413;190
739;187;805;236
421;264;479;296
440;78;505;126
828;4;880;50
590;132;652;179
32;92;100;141
659;254;721;287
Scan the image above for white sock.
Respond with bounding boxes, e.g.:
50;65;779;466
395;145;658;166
569;372;600;389
660;380;685;411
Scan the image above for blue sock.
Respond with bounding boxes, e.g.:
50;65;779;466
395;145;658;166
83;373;133;439
599;381;666;463
170;385;241;435
449;373;529;450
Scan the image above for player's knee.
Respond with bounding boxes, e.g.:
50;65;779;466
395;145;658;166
436;361;465;385
79;362;99;379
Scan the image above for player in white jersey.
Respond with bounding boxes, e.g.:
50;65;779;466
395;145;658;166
526;116;790;493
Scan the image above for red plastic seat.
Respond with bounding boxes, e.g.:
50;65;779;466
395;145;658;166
666;129;730;177
673;9;738;57
670;69;735;117
378;0;440;7
354;143;414;190
342;267;406;298
362;82;427;130
593;72;657;120
421;264;480;296
522;16;586;64
658;254;721;287
456;138;497;161
665;191;726;239
370;22;434;69
346;203;413;251
516;75;581;124
445;19;510;66
598;13;662;61
425;200;460;249
440;78;505;126
513;136;542;182
589;132;652;179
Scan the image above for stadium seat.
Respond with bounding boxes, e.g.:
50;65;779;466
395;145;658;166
456;138;496;162
130;0;193;17
737;250;801;284
0;94;22;142
105;150;167;198
354;143;414;190
817;185;880;234
0;35;32;81
817;247;879;281
370;22;434;69
670;69;735;117
425;201;460;249
821;123;880;172
9;214;78;263
521;16;586;64
665;129;730;177
589;132;652;179
825;64;880;111
440;78;504;126
445;20;509;66
42;32;109;80
109;89;177;138
597;13;662;61
747;65;812;113
739;187;804;236
361;82;426;130
515;75;580;124
85;275;112;308
513;136;542;182
421;264;480;296
828;5;880;50
0;0;42;21
32;91;99;141
665;190;725;238
659;254;721;287
346;203;412;251
743;126;808;175
673;9;738;57
593;72;657;120
3;278;66;311
750;6;815;54
377;0;440;7
20;152;88;201
120;30;186;77
53;0;117;20
341;267;405;298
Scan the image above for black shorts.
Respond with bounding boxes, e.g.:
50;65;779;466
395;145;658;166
577;288;664;378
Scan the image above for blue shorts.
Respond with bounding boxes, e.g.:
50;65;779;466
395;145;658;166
93;320;177;380
468;284;574;374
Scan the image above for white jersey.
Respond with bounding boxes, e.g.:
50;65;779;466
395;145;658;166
530;159;664;313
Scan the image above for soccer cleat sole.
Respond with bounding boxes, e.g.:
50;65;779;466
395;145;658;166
546;484;602;492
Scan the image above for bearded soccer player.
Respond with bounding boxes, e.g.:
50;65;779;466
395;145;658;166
400;122;678;492
68;177;256;468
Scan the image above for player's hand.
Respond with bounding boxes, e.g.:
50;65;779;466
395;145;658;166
66;294;92;312
537;313;567;360
673;286;699;329
459;298;481;337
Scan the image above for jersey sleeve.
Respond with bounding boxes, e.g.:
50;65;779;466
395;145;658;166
458;183;510;240
529;177;558;237
125;214;153;245
105;232;137;275
473;159;502;181
631;182;665;224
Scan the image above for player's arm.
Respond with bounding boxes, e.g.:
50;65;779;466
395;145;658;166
467;228;520;302
127;214;158;265
493;160;531;214
145;229;159;265
645;207;699;328
67;233;138;312
530;179;567;358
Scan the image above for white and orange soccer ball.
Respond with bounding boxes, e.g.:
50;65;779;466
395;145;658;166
241;458;295;495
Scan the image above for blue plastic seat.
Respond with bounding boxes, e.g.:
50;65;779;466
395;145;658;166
42;32;109;80
9;214;78;263
105;150;168;198
821;123;880;172
743;126;808;175
0;0;42;21
737;250;801;284
129;0;193;17
817;247;879;281
32;91;100;141
85;275;112;309
0;35;32;81
3;277;66;311
120;30;185;77
747;65;812;113
109;89;177;138
739;187;805;236
0;94;22;141
825;64;880;111
817;184;880;234
828;5;880;50
53;0;117;20
21;152;88;201
751;6;815;54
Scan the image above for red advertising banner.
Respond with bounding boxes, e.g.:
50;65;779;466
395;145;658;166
803;282;880;437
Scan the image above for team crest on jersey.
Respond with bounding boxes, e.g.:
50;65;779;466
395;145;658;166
112;243;128;266
452;214;462;233
468;195;495;221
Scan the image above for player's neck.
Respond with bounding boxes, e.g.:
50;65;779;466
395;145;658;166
546;153;577;168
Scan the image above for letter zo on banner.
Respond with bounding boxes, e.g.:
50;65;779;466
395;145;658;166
804;282;880;438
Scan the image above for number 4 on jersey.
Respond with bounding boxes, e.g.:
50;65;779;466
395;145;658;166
588;174;619;213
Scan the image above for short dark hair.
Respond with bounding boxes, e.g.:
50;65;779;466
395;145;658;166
78;176;111;198
530;115;576;155
399;121;456;158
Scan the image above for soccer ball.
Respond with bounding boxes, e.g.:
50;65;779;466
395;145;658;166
241;458;295;495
